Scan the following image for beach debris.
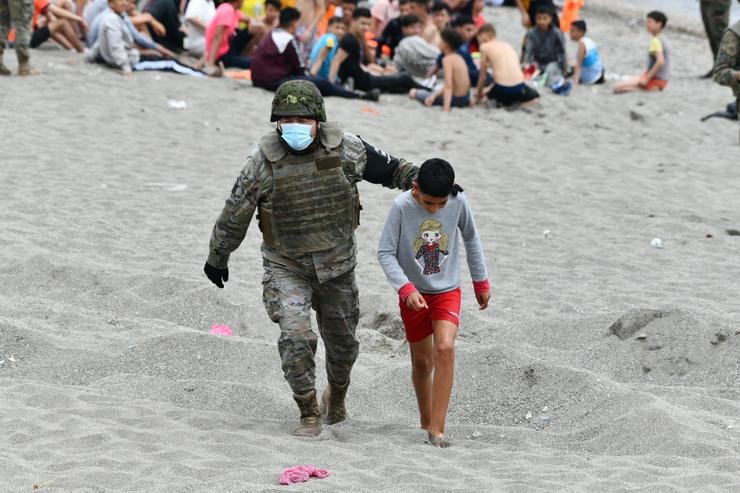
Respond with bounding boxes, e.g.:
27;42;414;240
360;106;380;115
636;333;648;341
726;229;740;236
32;480;54;490
629;110;645;122
525;412;533;421
145;182;188;192
649;238;663;249
279;465;329;485
609;309;667;339
541;406;548;412
167;99;187;109
539;415;552;424
471;430;482;438
209;324;233;336
710;332;728;345
706;234;713;238
542;230;552;238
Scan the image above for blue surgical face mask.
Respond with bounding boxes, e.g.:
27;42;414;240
279;123;314;151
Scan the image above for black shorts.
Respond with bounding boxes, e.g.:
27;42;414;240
30;26;51;48
487;82;540;107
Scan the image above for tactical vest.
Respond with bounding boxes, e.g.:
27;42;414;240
257;122;360;254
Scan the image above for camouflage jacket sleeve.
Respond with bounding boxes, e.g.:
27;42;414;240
713;30;740;97
206;149;263;269
340;133;418;191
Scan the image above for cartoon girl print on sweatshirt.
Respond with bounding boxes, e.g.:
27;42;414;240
413;219;450;275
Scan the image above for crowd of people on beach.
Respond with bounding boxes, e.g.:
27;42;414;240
6;0;733;111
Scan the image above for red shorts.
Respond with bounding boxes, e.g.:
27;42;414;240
399;288;462;343
642;74;668;91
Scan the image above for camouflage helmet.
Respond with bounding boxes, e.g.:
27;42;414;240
270;80;327;122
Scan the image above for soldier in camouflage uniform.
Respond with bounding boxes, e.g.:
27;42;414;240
0;0;35;75
204;80;418;437
713;3;740;143
701;0;732;76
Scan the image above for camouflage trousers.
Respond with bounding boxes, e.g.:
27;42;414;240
262;261;360;396
0;0;32;62
701;0;732;59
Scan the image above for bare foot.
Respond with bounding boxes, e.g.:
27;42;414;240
428;431;451;448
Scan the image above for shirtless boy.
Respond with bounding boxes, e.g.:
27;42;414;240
409;27;470;111
474;23;539;108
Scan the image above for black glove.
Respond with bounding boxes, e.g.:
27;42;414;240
204;262;229;288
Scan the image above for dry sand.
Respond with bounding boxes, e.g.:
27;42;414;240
1;5;739;492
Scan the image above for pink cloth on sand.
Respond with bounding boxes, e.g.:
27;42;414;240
279;465;329;485
209;324;233;336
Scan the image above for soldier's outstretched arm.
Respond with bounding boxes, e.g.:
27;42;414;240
713;30;740;88
206;152;262;271
358;139;418;191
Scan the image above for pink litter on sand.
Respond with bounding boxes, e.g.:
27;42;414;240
209;324;233;336
279;465;329;485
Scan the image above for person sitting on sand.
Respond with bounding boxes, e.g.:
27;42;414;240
450;14;476;54
377;158;490;448
392;14;440;80
31;0;88;52
474;23;539;108
85;0;140;74
87;0;177;59
143;0;184;52
568;19;605;87
523;6;570;95
308;15;345;79
614;11;670;94
205;0;252;70
409;27;470;111
183;0;216;58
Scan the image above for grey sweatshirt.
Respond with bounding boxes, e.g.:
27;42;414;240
377;190;489;296
86;8;140;72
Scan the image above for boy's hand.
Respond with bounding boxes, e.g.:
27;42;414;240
424;95;435;107
405;292;428;311
638;75;649;87
476;291;490;310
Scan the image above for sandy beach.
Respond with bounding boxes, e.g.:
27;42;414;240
1;4;739;491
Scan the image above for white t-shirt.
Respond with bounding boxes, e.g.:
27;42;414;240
184;0;216;56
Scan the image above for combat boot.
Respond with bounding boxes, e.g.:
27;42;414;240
17;55;39;76
292;390;321;437
0;48;10;76
321;381;348;425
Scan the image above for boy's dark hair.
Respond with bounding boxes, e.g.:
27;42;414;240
477;23;496;37
328;15;345;26
431;1;450;14
400;14;421;28
417;158;463;197
440;27;464;50
352;7;371;19
451;14;474;28
342;0;358;5
535;6;554;17
646;10;667;28
570;19;586;32
265;0;281;9
409;0;428;6
279;7;300;26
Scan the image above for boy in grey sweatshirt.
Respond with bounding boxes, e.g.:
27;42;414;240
377;158;490;447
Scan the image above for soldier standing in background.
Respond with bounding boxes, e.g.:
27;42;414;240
713;1;740;143
204;80;418;437
0;0;37;75
701;0;732;77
